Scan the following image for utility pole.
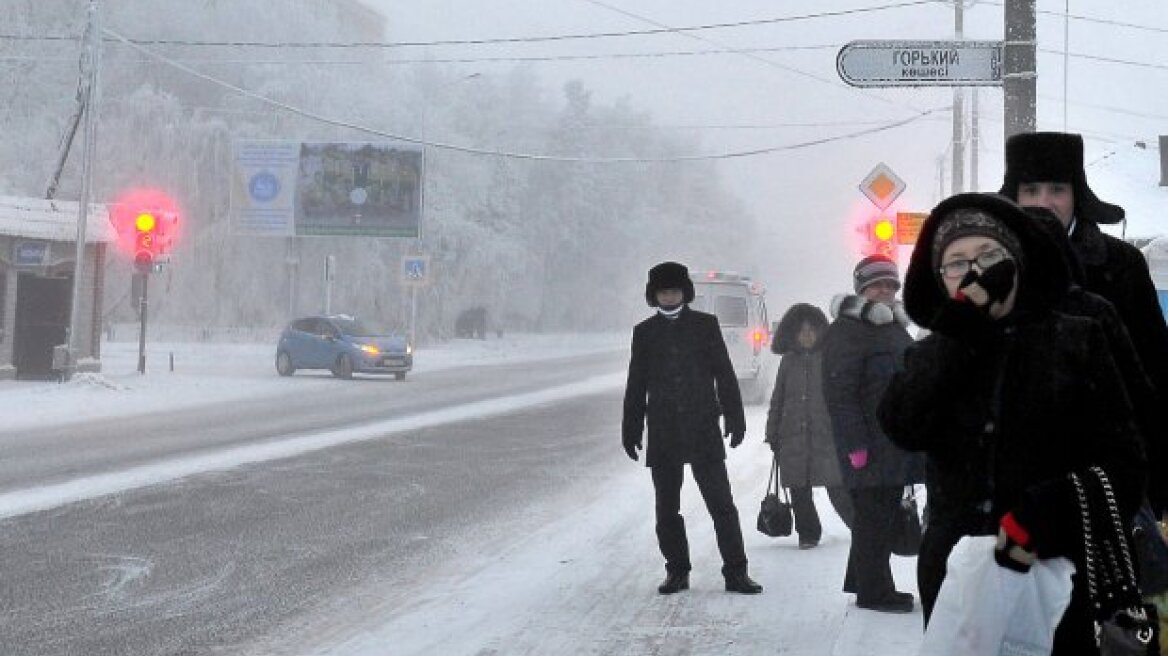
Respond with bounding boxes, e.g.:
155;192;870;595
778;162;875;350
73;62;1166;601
66;0;101;379
971;88;981;190
1004;0;1037;138
951;0;965;194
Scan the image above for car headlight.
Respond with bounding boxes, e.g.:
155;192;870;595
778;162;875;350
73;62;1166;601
358;344;380;356
406;343;413;355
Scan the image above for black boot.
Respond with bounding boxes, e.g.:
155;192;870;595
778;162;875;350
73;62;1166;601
724;571;763;594
657;572;689;594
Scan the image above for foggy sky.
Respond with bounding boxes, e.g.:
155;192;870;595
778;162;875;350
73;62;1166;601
365;0;1167;311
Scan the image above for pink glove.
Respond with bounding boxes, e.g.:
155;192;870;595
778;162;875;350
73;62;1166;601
848;449;869;470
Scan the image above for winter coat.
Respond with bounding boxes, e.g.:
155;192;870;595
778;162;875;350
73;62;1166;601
880;192;1147;651
820;295;924;489
765;349;842;487
1072;217;1168;514
622;306;746;467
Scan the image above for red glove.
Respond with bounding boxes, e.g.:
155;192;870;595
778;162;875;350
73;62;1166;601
848;449;869;470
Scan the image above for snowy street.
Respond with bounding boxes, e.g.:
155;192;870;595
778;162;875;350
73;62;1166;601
0;337;923;655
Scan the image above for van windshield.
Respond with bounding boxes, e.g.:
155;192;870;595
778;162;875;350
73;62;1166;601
713;296;748;326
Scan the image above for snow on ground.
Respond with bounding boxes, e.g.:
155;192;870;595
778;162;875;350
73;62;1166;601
308;407;925;656
0;332;628;432
2;333;928;654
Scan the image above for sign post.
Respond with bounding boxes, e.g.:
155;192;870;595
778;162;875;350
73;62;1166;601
400;255;430;347
837;40;1003;88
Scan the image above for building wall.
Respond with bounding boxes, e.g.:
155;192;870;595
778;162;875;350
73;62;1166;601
0;236;106;379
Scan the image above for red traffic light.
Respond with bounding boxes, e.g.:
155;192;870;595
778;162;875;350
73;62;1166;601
863;217;896;257
110;188;182;270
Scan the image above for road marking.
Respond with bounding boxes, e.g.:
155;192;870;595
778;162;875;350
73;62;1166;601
0;373;624;521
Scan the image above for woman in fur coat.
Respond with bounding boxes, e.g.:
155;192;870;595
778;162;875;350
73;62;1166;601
765;303;853;547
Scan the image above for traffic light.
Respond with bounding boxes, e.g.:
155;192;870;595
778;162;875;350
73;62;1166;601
111;188;181;273
132;212;157;270
867;216;897;257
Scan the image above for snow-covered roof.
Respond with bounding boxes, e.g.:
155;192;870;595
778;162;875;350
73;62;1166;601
1089;144;1168;240
0;195;115;243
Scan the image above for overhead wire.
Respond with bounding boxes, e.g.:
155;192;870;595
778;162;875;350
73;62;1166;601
102;27;949;163
0;2;937;48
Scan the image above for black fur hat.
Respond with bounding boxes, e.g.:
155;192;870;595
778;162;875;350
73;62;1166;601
999;131;1125;225
644;261;695;307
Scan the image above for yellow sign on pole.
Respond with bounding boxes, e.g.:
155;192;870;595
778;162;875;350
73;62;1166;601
896;212;928;245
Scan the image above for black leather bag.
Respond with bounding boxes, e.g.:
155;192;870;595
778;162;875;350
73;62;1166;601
1071;468;1161;656
757;456;793;538
891;485;923;557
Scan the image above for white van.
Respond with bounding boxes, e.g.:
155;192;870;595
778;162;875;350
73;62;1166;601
689;270;771;404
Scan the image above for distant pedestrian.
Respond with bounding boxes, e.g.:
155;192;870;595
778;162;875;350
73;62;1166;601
820;255;924;614
622;261;763;595
878;192;1146;651
765;303;853;548
1001;131;1168;516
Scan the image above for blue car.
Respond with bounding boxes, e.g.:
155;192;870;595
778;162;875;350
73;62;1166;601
276;315;413;380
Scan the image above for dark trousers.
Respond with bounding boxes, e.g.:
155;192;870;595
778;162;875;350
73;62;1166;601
651;460;748;577
790;486;855;542
843;485;903;602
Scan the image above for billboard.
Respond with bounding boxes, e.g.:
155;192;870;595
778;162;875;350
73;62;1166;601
232;140;423;238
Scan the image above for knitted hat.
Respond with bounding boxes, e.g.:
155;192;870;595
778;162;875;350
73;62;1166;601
931;208;1025;269
852;254;900;294
999;131;1125;225
644;261;695;307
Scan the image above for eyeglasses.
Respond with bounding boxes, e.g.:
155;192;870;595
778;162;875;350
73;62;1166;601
937;247;1012;280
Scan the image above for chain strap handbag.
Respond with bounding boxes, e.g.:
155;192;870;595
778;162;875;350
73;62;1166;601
757;455;793;538
1070;467;1160;656
891;485;923;557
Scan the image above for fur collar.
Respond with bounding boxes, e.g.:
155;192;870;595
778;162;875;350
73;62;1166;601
830;294;910;327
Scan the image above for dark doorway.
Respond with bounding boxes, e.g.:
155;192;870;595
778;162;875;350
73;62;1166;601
14;273;71;380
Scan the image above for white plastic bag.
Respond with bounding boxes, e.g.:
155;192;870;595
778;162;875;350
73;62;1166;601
919;535;1076;656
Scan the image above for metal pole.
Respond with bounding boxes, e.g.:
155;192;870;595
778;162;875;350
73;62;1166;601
410;285;418;347
1063;0;1070;131
66;0;101;380
1004;0;1038;138
137;271;148;374
951;0;965;194
971;87;980;190
324;254;334;314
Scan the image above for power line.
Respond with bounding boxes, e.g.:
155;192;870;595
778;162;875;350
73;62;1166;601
1;2;935;48
968;1;1168;34
103;27;947;163
1039;48;1168;72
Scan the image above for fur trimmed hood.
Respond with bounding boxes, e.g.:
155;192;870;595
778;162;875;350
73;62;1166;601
830;294;910;327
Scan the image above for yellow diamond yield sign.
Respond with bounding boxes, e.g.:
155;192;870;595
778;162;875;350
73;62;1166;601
859;163;905;210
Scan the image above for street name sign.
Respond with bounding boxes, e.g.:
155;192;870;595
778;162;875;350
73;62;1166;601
837;40;1003;88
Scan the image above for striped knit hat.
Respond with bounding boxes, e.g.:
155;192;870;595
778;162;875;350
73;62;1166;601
853;254;900;294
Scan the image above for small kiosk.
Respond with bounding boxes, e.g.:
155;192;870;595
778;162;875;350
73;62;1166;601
0;195;113;380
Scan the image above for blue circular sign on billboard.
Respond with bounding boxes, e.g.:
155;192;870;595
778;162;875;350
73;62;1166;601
248;172;280;202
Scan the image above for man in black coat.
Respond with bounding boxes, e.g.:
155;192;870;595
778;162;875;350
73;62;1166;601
1001;131;1168;516
820;254;923;614
622;261;762;595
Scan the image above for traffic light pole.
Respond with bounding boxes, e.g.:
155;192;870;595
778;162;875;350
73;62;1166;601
136;270;149;374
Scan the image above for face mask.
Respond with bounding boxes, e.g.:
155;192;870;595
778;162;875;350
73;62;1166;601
658;303;682;312
959;258;1017;304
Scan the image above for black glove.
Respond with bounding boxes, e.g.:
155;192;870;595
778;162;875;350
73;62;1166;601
623;438;642;461
974;259;1018;305
728;430;745;448
929;298;996;343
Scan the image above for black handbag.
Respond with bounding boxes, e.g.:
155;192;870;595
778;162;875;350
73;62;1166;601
1071;467;1161;656
891;485;922;557
757;456;793;538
